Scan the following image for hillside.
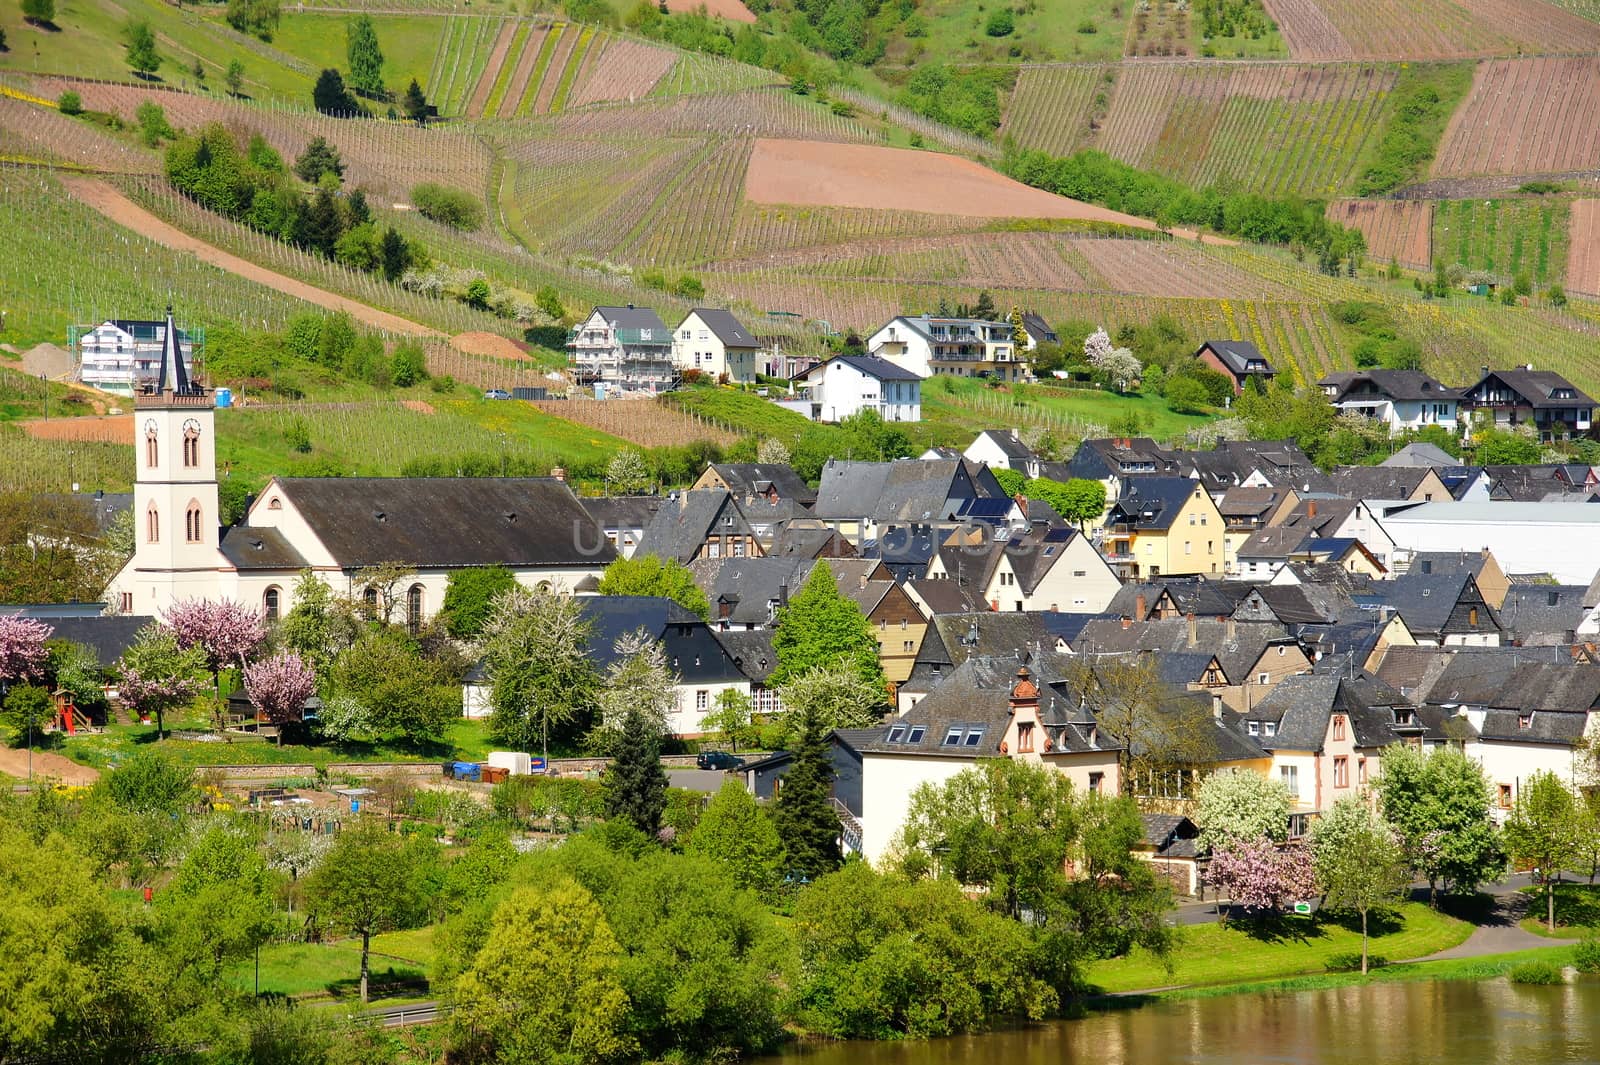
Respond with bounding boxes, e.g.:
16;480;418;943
4;0;1600;496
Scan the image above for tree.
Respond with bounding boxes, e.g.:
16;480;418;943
402;78;429;123
1165;376;1209;414
595;555;709;620
992;467;1026;497
0;615;51;693
306;821;414;1003
450;882;634;1064
345;14;385;97
21;0;54;25
481;585;598;761
353;561;415;625
687;780;786;898
278;571;360;668
1024;476;1106;528
380;225;410;281
772;662;884;746
391;342;427;386
242;651;315;742
327;629;459;746
1195;769;1292;852
771;677;843;880
770;563;885;692
1311;796;1409;972
593;630;676;745
298;186;343;258
1375;744;1505;902
312;68;356;114
1208;836;1315;915
294;136;345;185
102;747;195;815
603;708;668;839
226;0;279;38
116;625;206;738
123;19;161;78
1504;771;1582;933
1071;657;1223;801
441;565;518;638
165;598;267;728
605;448;651;494
224;59;245;95
1009;305;1029;347
48;639;108;721
756;437;790;465
1;686;52;779
700;688;755;752
160;821;279;987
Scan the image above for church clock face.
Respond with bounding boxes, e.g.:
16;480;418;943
183;418;202;435
144;419;158;435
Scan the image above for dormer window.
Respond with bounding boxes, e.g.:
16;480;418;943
1518;714;1532;730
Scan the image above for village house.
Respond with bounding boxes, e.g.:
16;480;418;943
579;496;663;560
1318;369;1461;435
1059;437;1181;505
924;524;1122;614
1192;339;1276;393
867;314;1029;381
1459;366;1595;441
692;463;816;507
793;355;923;423
569;305;676;392
635;488;764;564
1366;571;1503;646
1073;615;1312;713
1329;465;1452;504
671;308;760;383
963;428;1037;472
1102;477;1227;579
811;458;1007;546
76;314;199;395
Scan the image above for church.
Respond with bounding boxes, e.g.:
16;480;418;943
106;310;617;624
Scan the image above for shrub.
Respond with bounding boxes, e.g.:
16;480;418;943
1574;936;1600;974
1325;951;1388;973
1077;17;1098;32
985;9;1014;34
1509;960;1564;985
57;91;83;116
1547;284;1568;307
1165;377;1209;414
411;182;483;232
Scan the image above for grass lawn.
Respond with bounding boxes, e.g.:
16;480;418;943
1084;902;1471;994
229;931;434;1000
1518;881;1600;937
899;0;1130;65
268;13;449;103
920;377;1216;445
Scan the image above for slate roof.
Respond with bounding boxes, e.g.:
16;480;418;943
1065;438;1179;481
1021;312;1058;343
1319;369;1458;403
1240;669;1425;751
1329;466;1440;501
578;596;744;683
1180;440;1332;493
768;525;856;559
1278;497;1359;537
1105;579;1239;620
594;305;670;334
712;628;778;683
44;615;156;668
1483;465;1581;502
1140;814;1201;859
1217;485;1288;521
1073;617;1295;683
636;489;745;564
1199;339;1274;376
1366;571;1495;638
1381;442;1459;468
1466;368;1594;410
813;459;999;524
219;526;309;570
1108;477;1207;531
1478;709;1591;745
267;477;613;569
925;612;1063;666
689;556;809;627
580;496;665;530
1237;526;1313;560
1497;585;1587;644
972;429;1037;463
906;578;992;616
44;491;134;535
685;308;758;348
704;463;815;504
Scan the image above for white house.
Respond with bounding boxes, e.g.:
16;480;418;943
924;525;1122;614
867;315;1028;382
77;315;198;396
106;313;616;619
963;429;1036;472
672;308;759;383
568;305;675;392
794;355;922;423
1318;370;1461;435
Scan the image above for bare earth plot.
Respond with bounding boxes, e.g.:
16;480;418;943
1327;199;1433;269
63;178;439;337
743;138;1228;242
662;0;756;21
1262;0;1600;58
567;39;677;107
1567;200;1600;297
1432;57;1600;178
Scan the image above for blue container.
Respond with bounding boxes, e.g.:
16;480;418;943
215;388;233;408
451;761;481;782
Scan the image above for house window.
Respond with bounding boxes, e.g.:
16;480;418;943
1518;714;1532;730
406;583;424;634
943;727;964;746
1088;772;1104;795
146;504;160;544
1264;722;1277;737
1185;541;1192;555
182;428;199;468
264;586;281;622
733;539;745;557
268;497;282;510
1498;784;1513;809
1017;722;1035;753
900;618;908;630
706;541;721;559
184;501;202;543
1469;607;1479;626
696;690;709;711
120;592;133;613
1334;756;1349;788
907;726;925;743
1248;721;1260;736
1281;765;1299;797
888;725;907;742
964;729;984;747
902;640;914;652
1358;758;1367;784
1257;672;1270;685
1333;715;1346;741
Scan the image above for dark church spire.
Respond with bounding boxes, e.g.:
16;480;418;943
155;304;191;395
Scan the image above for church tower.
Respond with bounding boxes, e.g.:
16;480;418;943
119;306;222;614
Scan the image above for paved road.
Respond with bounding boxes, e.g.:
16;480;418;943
1171;871;1549;928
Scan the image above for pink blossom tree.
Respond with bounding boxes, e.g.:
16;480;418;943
0;615;53;691
1208;836;1316;917
165;599;267;728
244;652;316;745
117;625;207;739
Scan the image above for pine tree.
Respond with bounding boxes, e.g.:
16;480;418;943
769;563;885;693
298;187;343;258
604;708;667;839
401;78;429;124
346;188;371;227
345;15;385;97
313;68;354;114
773;707;841;880
380;226;410;281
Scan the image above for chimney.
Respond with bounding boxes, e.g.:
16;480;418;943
1008;665;1040;716
1121;616;1132;630
1307;500;1317;519
778;580;788;606
859;572;869;590
1135;593;1147;619
1187;611;1197;648
1225;617;1237;642
551;466;567;483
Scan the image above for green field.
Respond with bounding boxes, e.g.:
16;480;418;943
1433;198;1569;286
896;0;1131;65
1085;902;1472;993
228;928;436;999
269;13;448;101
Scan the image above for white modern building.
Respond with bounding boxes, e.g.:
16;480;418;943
672;308;759;383
1317;370;1461;435
794;355;922;423
568;305;675;392
867;315;1028;381
77;316;198;395
1379;501;1600;584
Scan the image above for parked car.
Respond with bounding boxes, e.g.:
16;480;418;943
483;389;511;400
696;750;745;771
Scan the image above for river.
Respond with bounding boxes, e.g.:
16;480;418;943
764;978;1600;1064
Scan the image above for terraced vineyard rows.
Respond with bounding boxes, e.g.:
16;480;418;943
1326;200;1433;269
432;16;498;116
998;65;1111;158
466;20;518;118
569;39;677;107
495;24;549;119
726;204;995;259
1086;62;1398;197
1433;198;1568;284
0;94;160;174
649;52;782;98
527;398;740;448
625;138;755;266
1568;199;1600;297
1263;0;1600;57
1431;57;1600;178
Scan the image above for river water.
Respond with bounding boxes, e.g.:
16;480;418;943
765;979;1600;1065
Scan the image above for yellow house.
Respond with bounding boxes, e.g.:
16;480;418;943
1103;477;1226;579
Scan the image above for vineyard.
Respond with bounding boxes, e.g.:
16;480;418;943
527;398;742;449
0;425;132;493
1326;199;1433;269
1430;57;1600;178
1566;199;1600;297
1261;0;1600;58
1432;198;1568;285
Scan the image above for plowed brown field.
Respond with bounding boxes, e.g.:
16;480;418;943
1326;199;1433;269
662;0;755;21
1432;57;1600;178
1567;199;1600;297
